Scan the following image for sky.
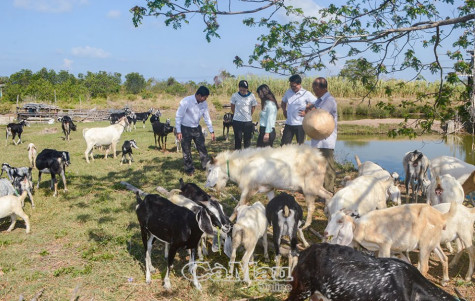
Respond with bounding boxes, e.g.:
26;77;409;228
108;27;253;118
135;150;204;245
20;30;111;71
0;0;469;84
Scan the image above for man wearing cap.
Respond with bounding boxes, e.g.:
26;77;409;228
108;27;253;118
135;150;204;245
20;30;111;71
281;74;316;145
176;86;216;176
230;80;258;149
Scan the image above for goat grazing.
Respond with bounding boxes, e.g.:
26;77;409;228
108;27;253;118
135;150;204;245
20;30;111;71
324;202;457;285
135;108;153;128
135;192;215;290
222;112;233;141
59;115;77;141
227;201;269;284
120;139;138;165
403;150;430;203
0;191;30;234
265;193;309;273
427;174;465;206
0;175;33;208
152;120;174;151
27;143;37;168
36;149;70;197
205;144;332;229
285;243;459;301
83;116;129;163
6;120;28;146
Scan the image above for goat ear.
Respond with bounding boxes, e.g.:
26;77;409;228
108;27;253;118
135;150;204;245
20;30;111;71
196;208;214;235
337;222;354;246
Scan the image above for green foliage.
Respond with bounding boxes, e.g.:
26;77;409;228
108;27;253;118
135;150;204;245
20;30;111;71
339;59;377;88
124;72;146;94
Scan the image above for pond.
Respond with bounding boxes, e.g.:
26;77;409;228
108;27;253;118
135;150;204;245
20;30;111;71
334;134;475;179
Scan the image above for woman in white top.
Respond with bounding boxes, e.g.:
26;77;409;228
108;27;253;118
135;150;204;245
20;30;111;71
230;80;258;149
256;84;279;147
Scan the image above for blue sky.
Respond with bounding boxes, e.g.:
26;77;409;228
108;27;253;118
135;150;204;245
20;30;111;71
0;0;468;83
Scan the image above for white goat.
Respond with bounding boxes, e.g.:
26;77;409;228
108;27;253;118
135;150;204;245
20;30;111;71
431;155;475;196
324;202;457;286
83;117;129;163
325;175;400;221
226;201;269;284
433;202;475;281
27;143;37;168
0;191;30;233
426;174;464;206
355;155;399;182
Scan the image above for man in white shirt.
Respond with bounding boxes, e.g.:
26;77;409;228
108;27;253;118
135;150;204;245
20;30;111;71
281;74;316;145
303;77;338;192
176;86;216;176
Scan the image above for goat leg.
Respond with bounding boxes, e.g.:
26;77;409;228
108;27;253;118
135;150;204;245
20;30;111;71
61;171;68;192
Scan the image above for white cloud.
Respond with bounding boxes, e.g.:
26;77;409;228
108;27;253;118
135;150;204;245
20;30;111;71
278;0;322;22
107;10;121;19
71;46;110;58
62;58;73;70
14;0;88;13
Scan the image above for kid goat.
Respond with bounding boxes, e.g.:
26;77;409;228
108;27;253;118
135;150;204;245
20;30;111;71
120;139;138;165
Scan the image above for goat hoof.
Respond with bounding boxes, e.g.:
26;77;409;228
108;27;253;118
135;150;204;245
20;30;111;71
441;279;449;287
150;266;157;273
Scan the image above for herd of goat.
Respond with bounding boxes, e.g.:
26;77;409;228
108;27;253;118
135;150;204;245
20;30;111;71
1;110;474;300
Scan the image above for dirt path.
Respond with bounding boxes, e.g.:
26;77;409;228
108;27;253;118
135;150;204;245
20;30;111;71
339;118;443;133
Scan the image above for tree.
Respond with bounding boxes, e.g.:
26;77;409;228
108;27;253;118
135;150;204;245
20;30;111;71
339;59;377;86
131;0;474;136
124;72;146;94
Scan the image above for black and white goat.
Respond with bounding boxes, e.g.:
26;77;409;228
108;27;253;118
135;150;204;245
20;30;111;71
58;115;77;141
109;108;131;124
120;139;138;165
6;119;28;146
149;109;161;124
135;192;215;290
35;149;70;197
265;193;309;273
126;112;137;132
0;175;33;208
403;150;430;203
285;243;460;301
1;163;34;207
222;112;233;141
152;120;174;151
135;108;153;128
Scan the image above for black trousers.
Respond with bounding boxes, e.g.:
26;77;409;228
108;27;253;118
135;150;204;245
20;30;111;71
180;125;209;173
256;126;276;147
232;120;254;150
281;124;305;146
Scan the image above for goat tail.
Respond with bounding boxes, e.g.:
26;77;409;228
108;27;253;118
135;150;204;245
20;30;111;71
354;154;362;167
179;178;185;190
70;121;77;131
135;191;143;205
442;201;458;222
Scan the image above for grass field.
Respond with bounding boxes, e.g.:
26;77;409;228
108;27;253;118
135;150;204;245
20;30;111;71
0;112;473;300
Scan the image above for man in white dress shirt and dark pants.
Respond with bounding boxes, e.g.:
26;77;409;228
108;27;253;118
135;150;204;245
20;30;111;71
281;74;316;145
175;86;216;176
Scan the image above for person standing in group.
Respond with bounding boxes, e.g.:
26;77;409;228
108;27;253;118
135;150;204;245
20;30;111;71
230;80;258;150
256;84;278;147
281;74;316;146
175;86;216;176
306;77;338;193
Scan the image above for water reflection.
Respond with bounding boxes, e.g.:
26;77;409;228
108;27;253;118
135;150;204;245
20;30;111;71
335;134;475;177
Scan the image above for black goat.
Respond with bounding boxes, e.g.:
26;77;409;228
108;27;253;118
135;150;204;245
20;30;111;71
222;112;233;141
149;109;161;124
59;115;77;141
6;120;28;146
265;193;308;272
135;108;153;128
120;139;138;165
135;192;215;290
109;108;131;124
35;149;70;197
286;243;460;301
152;121;174;151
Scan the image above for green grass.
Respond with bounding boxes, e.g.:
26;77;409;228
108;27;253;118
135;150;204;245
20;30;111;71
0;114;472;300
